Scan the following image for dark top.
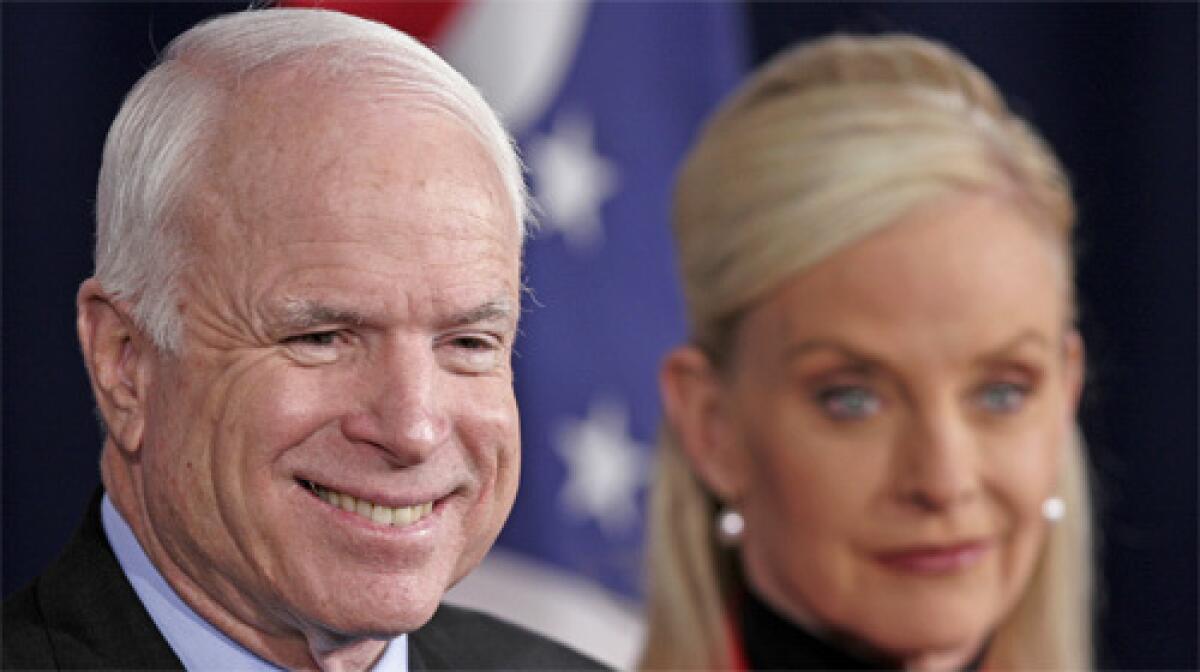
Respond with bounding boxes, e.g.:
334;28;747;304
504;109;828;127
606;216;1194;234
3;489;608;671
739;587;984;671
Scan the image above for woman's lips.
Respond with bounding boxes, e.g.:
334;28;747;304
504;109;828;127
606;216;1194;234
874;541;991;574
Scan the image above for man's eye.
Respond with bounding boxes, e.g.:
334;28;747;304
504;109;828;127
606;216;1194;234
285;331;338;347
817;386;881;420
453;336;494;350
441;333;504;373
977;381;1029;414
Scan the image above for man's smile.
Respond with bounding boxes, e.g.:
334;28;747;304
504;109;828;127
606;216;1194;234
298;479;441;529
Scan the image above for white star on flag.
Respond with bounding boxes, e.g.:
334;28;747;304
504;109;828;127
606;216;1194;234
554;397;649;536
527;111;619;252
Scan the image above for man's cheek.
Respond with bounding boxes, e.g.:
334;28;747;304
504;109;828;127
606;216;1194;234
233;369;335;449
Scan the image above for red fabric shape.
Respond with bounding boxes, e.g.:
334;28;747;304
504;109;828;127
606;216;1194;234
727;608;749;671
278;1;465;46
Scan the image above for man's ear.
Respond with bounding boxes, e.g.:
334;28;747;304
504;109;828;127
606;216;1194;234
660;346;748;503
77;278;152;454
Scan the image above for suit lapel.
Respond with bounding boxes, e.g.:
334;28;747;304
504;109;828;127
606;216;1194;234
408;617;452;671
34;489;183;670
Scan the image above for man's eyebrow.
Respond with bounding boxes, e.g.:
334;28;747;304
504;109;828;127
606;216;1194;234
446;300;516;328
272;299;368;330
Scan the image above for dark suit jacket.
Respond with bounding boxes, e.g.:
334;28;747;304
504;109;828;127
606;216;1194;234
3;492;608;671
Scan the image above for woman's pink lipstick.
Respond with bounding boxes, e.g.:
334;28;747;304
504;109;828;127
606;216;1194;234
875;542;990;574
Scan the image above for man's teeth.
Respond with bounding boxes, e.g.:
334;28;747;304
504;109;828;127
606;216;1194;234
310;483;434;527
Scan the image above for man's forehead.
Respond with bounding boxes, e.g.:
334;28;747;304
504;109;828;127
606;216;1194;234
184;74;518;256
199;65;486;182
212;65;481;159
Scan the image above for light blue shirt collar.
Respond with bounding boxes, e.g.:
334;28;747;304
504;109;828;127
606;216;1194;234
101;494;409;671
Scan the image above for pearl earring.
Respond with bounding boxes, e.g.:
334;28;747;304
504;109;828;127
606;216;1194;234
1042;496;1065;522
715;507;744;546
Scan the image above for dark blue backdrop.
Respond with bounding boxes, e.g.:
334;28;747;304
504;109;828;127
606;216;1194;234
3;3;1196;669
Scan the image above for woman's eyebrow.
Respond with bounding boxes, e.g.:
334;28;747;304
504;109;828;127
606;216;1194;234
782;340;886;373
974;330;1052;363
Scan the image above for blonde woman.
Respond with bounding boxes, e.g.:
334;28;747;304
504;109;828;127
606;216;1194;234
641;34;1092;671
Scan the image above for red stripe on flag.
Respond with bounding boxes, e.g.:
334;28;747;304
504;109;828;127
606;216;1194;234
279;1;464;46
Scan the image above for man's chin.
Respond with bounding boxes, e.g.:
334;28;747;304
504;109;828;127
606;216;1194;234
318;593;443;639
283;571;450;643
297;603;437;670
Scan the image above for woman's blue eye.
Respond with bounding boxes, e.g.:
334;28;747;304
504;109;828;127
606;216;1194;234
818;386;880;420
978;382;1028;413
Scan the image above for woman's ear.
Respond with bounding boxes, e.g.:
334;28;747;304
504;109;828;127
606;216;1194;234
76;278;152;454
660;346;748;502
1062;329;1086;418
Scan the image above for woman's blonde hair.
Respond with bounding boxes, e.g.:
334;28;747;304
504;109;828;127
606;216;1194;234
641;34;1092;670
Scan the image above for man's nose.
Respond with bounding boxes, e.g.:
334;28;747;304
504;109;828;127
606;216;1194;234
893;402;979;513
341;345;451;464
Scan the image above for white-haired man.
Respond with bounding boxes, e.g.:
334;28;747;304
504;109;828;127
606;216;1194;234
3;9;604;671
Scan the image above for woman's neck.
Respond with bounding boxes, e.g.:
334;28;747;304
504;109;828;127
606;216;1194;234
737;583;987;672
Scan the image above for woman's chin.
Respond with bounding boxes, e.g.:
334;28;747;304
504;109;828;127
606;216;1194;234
836;611;988;672
868;629;987;672
892;647;982;672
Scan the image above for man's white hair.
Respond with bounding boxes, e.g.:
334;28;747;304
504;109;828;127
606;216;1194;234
94;8;527;352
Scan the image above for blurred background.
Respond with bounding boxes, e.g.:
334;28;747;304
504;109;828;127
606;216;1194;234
3;2;1195;669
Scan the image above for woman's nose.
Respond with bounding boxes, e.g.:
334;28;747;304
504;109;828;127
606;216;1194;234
893;404;980;513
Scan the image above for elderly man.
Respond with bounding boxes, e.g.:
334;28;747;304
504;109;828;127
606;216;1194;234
3;8;603;671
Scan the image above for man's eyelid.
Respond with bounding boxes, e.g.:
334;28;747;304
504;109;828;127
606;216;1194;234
467;318;515;344
280;326;346;343
442;329;506;349
440;311;516;345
